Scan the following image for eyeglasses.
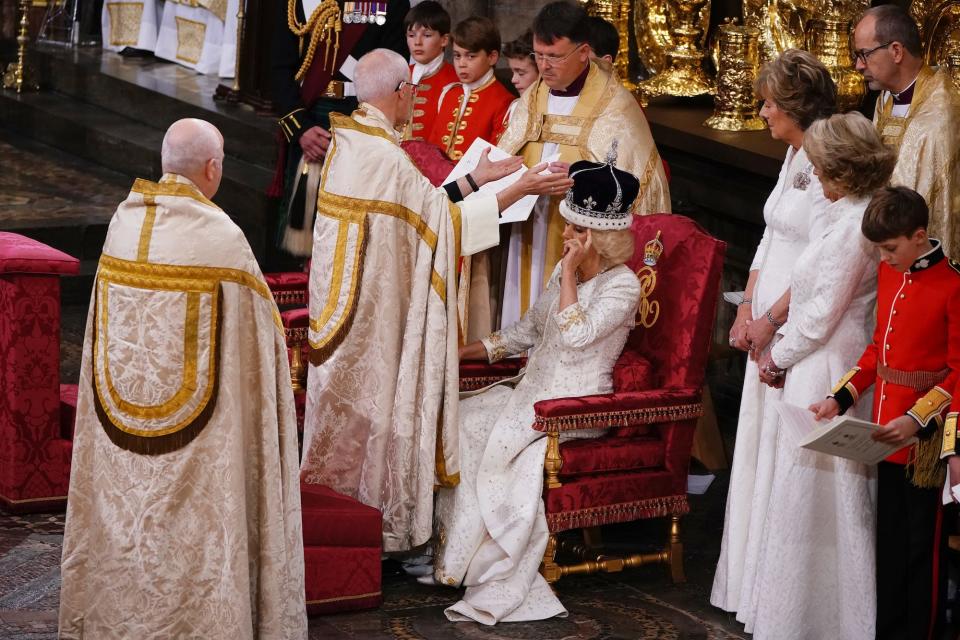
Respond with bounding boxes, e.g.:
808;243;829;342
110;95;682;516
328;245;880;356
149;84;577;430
533;43;585;66
396;80;421;93
853;41;892;65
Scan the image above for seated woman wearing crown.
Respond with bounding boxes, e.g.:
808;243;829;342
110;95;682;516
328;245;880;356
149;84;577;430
429;158;643;625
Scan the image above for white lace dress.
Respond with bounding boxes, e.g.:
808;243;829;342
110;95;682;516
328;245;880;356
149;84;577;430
433;263;641;625
744;194;879;639
711;146;828;615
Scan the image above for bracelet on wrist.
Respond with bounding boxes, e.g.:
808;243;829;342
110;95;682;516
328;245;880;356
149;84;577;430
738;298;752;306
465;173;480;192
765;310;784;329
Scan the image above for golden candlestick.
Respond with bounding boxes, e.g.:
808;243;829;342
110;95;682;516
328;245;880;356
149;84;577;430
705;20;766;131
3;0;37;92
806;14;865;112
231;0;245;95
636;0;714;101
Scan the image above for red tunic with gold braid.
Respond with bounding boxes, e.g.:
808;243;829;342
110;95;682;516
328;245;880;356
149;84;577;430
830;241;960;468
406;62;458;142
426;74;514;160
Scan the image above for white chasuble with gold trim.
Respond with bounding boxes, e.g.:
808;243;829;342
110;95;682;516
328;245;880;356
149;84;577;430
154;0;240;77
300;104;499;553
875;66;960;257
59;174;307;640
497;60;671;329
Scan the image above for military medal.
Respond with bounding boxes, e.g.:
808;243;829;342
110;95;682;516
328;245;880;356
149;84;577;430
343;1;353;23
361;2;370;23
375;1;386;25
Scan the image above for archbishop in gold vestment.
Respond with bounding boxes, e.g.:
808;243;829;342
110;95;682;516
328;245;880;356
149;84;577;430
495;60;671;328
59;174;307;639
300;105;500;553
875;66;960;256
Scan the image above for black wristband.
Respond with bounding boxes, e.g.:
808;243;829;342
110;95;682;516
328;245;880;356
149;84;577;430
465;173;479;192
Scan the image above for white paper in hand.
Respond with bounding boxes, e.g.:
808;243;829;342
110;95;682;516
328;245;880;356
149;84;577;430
776;401;913;465
444;138;560;224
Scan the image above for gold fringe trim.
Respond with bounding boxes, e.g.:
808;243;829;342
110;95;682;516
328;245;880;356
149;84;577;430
94;287;222;455
534;402;703;433
909;425;947;489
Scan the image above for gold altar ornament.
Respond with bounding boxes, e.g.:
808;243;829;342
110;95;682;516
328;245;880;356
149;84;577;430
806;13;865;112
705;20;766;131
581;0;637;90
948;50;960;91
912;0;960;67
742;0;868;64
636;0;714;101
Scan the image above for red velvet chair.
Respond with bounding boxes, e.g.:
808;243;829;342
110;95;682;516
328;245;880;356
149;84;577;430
460;214;725;583
301;481;383;615
0;232;80;513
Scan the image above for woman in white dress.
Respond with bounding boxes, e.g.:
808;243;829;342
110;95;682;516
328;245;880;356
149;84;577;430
745;114;897;639
711;50;836;615
432;154;643;625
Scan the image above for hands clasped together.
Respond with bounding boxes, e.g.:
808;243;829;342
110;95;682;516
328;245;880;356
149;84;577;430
729;303;784;388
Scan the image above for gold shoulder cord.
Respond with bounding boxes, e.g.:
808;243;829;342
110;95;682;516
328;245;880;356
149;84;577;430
288;0;342;81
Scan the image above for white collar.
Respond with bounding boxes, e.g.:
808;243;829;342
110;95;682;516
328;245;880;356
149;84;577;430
355;103;400;142
411;53;444;84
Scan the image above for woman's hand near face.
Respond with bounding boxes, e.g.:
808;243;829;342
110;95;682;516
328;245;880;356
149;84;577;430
561;229;592;274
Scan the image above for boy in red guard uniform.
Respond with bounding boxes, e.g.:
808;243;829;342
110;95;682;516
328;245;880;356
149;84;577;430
427;16;514;160
811;186;960;640
403;1;457;142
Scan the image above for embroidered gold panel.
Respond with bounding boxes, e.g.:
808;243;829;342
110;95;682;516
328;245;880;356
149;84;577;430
93;258;222;454
175;16;206;64
107;2;144;46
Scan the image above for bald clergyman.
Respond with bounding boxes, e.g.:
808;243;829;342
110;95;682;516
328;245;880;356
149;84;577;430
59;119;307;639
299;48;572;554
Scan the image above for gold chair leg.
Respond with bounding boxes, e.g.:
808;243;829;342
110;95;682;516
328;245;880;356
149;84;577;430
667;515;685;583
544;431;562;489
541;534;562;584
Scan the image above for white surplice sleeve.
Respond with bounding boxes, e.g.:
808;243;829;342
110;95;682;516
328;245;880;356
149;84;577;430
553;269;641;349
770;212;875;370
458;193;500;256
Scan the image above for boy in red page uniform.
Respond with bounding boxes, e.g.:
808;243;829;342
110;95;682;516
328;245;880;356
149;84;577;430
427;16;514;160
810;186;960;640
403;1;457;141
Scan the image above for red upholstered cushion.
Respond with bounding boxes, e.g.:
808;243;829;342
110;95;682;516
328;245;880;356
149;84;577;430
544;470;688;532
59;384;78;440
612;350;654;393
300;482;382;548
559;435;664;478
400;140;455;187
281;307;309;330
0;232;80;275
304;546;382;616
265;271;309;291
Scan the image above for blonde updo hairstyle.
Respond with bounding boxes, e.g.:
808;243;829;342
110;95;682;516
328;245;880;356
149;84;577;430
754;49;837;130
803;113;897;198
590;228;635;267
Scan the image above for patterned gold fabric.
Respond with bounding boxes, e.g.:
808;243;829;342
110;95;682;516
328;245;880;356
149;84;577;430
875;66;960;256
59;174;306;639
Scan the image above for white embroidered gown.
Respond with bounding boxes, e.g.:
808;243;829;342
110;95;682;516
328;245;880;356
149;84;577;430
434;263;641;625
711;146;828;615
745;194;879;639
